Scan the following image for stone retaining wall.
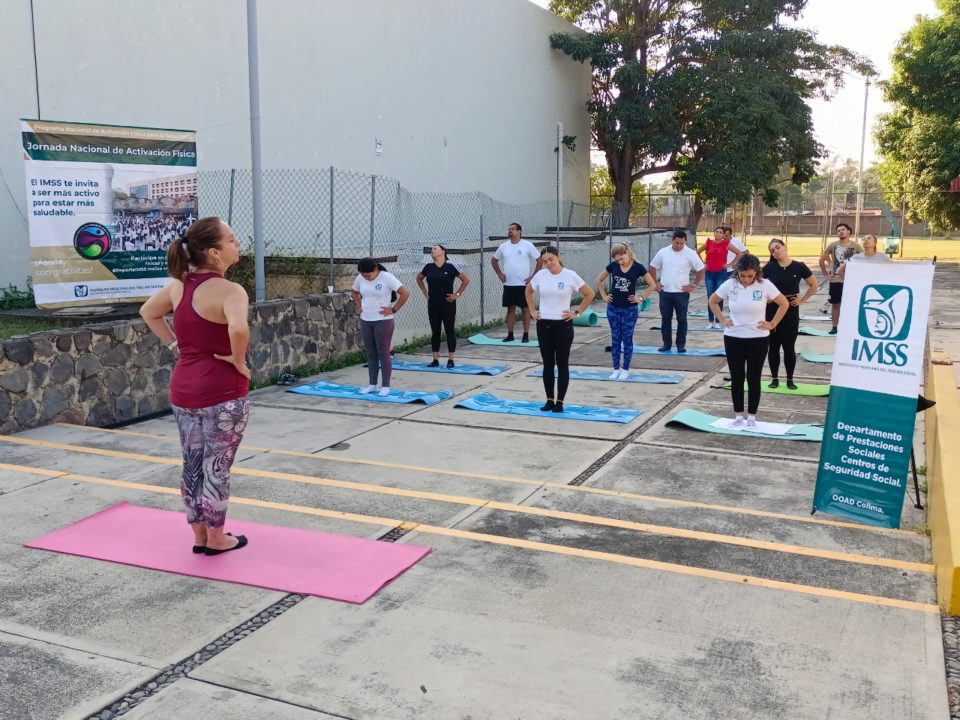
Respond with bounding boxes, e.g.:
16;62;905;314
0;292;360;434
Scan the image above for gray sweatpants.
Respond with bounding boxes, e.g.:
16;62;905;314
360;318;395;386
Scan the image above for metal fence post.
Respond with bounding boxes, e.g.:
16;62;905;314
328;166;335;293
226;168;236;225
647;191;653;265
368;175;376;256
479;214;485;326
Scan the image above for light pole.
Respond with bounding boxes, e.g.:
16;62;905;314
246;0;266;302
854;77;871;239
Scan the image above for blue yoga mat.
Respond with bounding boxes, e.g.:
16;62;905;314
392;360;509;376
632;345;725;357
290;381;452;405
455;392;642;424
468;333;539;347
529;369;683;384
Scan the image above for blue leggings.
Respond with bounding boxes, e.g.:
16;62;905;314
607;304;639;370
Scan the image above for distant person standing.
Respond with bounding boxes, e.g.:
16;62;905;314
723;226;747;275
352;258;410;396
648;230;705;353
697;227;742;328
597;243;655;379
819;223;863;334
840;234;891;279
416;244;470;368
526;246;596;413
492;223;542;342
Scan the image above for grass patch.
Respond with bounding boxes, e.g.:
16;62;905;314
916;464;927;476
0;317;60;341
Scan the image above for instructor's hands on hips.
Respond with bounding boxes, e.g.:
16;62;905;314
718;316;734;328
757;320;776;331
531;308;541;321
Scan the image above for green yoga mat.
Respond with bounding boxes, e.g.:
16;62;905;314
800;349;834;364
468;333;539;347
798;325;836;337
722;381;830;397
572;308;600;327
666;408;823;441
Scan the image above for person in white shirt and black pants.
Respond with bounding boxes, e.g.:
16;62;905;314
648;230;706;352
709;254;790;428
525;246;596;413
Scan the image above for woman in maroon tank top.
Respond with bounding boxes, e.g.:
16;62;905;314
140;217;251;556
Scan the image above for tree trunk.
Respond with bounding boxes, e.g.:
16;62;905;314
692;196;704;234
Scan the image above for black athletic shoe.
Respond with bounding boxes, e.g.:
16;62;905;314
769;378;780;389
503;334;515;342
540;400;555;412
657;346;671;352
676;347;686;353
786;380;798;390
521;332;529;343
828;327;837;335
446;359;455;369
427;359;440;367
552;401;564;413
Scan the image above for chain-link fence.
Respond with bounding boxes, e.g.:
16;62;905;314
199;169;683;344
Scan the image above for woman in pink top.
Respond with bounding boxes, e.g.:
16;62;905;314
697;226;742;329
140;217;251;556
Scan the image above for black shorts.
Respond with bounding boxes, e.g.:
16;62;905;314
828;282;844;305
502;285;528;308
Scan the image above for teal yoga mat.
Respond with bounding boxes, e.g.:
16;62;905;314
665;408;823;441
392;360;509;376
800;350;834;364
455;392;642;424
632;345;725;357
722;381;830;397
572;308;600;327
529;369;683;384
798;325;836;337
290;381;452;405
468;333;539;347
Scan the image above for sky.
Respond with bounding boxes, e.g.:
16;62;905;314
530;0;940;168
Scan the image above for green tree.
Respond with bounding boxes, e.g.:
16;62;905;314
549;0;871;227
875;0;960;231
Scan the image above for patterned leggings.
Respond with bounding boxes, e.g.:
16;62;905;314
171;398;249;528
607;304;639;370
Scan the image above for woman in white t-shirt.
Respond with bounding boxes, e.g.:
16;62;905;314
351;258;410;396
708;253;789;428
524;246;596;413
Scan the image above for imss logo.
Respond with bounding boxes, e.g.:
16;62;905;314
851;285;913;366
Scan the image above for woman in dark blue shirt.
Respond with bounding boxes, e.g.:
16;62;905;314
416;245;470;368
596;243;655;379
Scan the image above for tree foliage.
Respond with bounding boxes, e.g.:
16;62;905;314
875;0;960;231
549;0;872;227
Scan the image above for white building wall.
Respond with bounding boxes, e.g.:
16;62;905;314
0;0;591;291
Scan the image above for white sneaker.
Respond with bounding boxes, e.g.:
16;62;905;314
705;323;714;330
609;370;621;380
378;387;391;397
746;417;757;428
730;416;745;428
618;369;630;380
358;385;377;395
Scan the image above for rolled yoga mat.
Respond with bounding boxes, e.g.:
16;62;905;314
800;349;834;364
392;360;510;376
455;392;642;424
665;408;823;441
572;308;600;327
530;369;683;384
468;333;539;347
290;380;453;405
722;381;830;397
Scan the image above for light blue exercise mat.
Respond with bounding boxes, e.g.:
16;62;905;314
800;349;834;364
632;345;725;357
798;325;836;337
392;360;509;376
665;408;823;442
529;369;683;384
290;381;453;405
468;333;539;347
455;392;642;424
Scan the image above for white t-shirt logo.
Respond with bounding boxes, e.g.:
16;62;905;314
752;290;762;301
375;283;382;290
557;281;565;289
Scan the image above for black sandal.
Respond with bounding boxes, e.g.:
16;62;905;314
204;535;248;556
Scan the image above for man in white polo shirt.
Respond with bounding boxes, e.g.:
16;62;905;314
492;222;542;342
649;230;705;352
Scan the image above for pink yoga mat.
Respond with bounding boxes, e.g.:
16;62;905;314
25;502;431;604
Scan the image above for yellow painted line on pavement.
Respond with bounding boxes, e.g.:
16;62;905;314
53;423;914;537
9;460;938;614
0;435;932;573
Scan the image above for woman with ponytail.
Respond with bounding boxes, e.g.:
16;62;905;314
139;217;251;556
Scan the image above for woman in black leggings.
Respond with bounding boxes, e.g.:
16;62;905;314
709;254;789;428
525;246;595;413
763;239;818;390
416;245;470;368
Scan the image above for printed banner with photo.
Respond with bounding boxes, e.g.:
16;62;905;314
21;119;198;308
812;261;934;528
